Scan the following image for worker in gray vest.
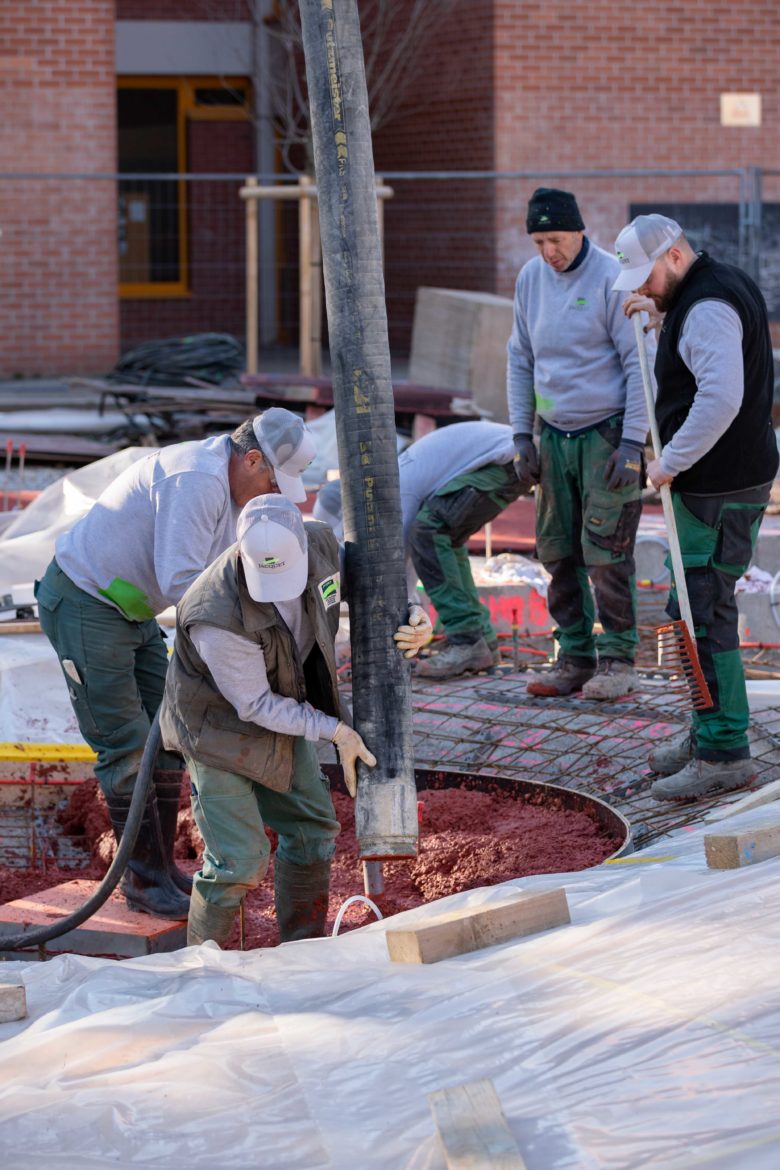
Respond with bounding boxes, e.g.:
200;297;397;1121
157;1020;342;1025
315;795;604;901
159;494;432;947
35;409;316;922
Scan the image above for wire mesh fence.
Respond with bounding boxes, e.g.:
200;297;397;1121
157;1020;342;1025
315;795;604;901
2;166;780;377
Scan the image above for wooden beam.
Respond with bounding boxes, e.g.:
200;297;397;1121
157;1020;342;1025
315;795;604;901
428;1078;528;1169
704;820;780;869
706;779;780;823
386;888;570;965
0;975;27;1022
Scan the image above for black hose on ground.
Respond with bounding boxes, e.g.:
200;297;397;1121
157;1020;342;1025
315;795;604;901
1;712;163;954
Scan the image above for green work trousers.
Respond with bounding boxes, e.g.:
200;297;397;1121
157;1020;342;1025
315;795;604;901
35;558;179;799
669;485;771;760
186;737;340;910
408;462;524;644
535;420;642;662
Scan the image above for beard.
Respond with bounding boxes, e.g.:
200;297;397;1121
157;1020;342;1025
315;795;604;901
650;267;682;313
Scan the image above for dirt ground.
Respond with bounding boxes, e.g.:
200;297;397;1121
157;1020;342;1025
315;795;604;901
1;778;622;950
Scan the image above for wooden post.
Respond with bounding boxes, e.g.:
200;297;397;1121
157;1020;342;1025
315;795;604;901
245;176;259;375
299;174;315;377
428;1079;528;1170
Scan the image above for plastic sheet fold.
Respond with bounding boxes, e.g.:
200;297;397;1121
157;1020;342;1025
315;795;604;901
3;806;780;1168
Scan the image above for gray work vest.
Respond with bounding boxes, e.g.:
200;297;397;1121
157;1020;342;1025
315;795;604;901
160;523;344;791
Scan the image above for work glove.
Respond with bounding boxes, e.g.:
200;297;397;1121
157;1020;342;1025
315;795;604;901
604;438;645;490
512;433;540;491
393;604;433;658
332;721;377;798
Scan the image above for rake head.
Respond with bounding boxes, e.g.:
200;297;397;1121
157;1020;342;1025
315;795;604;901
656;620;714;711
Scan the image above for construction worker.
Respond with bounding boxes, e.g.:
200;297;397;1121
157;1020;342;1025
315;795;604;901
34;408;317;919
313;420;525;680
508;187;649;701
159;494;432;947
615;214;779;801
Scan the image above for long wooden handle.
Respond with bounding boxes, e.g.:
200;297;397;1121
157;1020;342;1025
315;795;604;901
632;313;696;638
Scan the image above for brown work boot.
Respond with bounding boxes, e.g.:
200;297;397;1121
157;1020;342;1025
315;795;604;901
650;757;756;802
414;637;494;680
526;655;596;697
581;658;641;701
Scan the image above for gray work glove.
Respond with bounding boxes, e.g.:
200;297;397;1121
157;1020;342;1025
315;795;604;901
332;721;377;798
512;433;540;491
604;438;645;490
393;604;433;658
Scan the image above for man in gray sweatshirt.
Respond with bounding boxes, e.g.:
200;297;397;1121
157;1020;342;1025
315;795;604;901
34;408;317;920
507;187;649;700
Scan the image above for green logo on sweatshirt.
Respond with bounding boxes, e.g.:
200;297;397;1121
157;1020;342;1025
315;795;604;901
572;296;588;309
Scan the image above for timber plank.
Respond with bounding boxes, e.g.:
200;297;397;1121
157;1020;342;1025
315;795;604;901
428;1078;527;1169
704;820;780;869
386;888;570;965
0;974;27;1022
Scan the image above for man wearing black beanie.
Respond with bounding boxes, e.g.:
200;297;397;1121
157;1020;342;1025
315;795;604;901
506;188;649;700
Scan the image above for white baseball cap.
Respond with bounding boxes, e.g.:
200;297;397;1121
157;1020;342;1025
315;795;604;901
612;214;683;291
252;408;316;504
237;494;308;602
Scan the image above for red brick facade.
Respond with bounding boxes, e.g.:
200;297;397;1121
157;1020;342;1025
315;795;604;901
3;0;780;373
0;0;118;377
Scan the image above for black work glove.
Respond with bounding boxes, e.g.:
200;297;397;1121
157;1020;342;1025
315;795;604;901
512;433;540;491
604;438;645;490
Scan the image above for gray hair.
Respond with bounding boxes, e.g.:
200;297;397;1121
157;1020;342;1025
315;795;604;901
230;419;264;456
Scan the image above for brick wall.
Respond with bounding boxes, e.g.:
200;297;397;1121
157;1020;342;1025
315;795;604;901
373;0;496;351
0;0;118;377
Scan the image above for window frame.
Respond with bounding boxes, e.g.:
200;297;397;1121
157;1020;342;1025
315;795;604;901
118;75;251;300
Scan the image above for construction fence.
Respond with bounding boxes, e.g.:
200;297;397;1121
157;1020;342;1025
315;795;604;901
2;167;780;379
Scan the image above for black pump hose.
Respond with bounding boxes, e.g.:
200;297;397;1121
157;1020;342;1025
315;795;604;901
1;711;163;954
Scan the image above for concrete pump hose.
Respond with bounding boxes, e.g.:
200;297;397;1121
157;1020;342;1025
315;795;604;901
1;710;163;952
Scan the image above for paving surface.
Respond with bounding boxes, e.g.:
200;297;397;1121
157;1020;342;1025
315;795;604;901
389;663;780;852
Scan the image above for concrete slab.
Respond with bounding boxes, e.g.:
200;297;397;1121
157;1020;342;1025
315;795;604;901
0;880;186;958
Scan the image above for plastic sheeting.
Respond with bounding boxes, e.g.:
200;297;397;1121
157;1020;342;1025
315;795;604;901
2;806;780;1170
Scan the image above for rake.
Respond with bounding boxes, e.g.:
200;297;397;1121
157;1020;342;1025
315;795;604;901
633;313;713;711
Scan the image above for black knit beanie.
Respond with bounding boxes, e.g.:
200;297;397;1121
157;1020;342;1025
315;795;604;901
526;187;585;233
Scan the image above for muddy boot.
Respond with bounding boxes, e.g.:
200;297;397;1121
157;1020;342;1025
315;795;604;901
414;637;494;680
154;770;193;894
581;658;641;701
274;856;332;942
650;757;756;802
187;886;238;947
105;791;191;920
526;654;596;697
648;731;694;776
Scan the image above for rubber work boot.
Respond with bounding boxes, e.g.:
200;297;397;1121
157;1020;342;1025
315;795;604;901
526;654;596;697
274;856;332;942
414;637;494;680
104;791;191;920
187;886;238;947
154;770;193;894
650;757;756;802
647;731;694;776
581;658;641;701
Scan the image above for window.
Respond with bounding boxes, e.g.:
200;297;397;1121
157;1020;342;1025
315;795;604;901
117;77;251;299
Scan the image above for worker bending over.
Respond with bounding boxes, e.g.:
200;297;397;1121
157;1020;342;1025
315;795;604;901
314;420;523;680
159;494;432;947
36;408;316;920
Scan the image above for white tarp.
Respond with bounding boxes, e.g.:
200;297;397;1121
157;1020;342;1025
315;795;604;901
2;805;780;1169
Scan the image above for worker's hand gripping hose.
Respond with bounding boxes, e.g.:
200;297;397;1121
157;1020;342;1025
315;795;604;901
1;711;163;952
331;721;377;798
393;604;433;658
